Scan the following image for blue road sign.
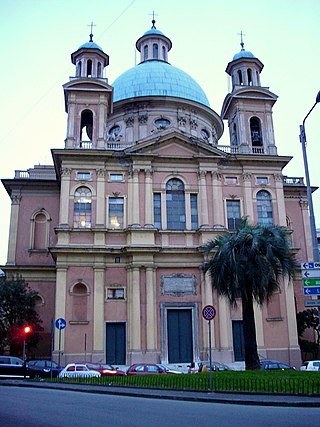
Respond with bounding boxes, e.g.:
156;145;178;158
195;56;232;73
202;305;216;321
301;262;320;269
55;318;67;330
304;287;320;296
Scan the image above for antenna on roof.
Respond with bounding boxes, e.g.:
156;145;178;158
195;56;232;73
88;21;96;42
238;30;246;51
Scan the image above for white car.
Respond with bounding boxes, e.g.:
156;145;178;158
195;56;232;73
58;363;101;378
300;360;320;371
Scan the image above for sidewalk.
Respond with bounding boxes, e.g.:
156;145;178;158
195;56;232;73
1;379;320;407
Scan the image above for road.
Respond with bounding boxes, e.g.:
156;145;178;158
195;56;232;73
0;386;319;427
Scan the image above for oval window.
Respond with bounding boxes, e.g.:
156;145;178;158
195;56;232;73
108;125;121;140
154;118;170;129
201;129;210;140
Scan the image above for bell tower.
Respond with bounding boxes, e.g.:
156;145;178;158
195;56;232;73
221;35;278;155
63;30;113;149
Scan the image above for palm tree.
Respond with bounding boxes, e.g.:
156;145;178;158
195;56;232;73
203;218;297;370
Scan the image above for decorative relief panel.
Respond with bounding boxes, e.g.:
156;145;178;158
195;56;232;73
160;273;196;296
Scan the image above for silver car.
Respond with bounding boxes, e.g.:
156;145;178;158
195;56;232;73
58;363;101;378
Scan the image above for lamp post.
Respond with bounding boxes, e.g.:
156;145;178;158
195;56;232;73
299;91;320;262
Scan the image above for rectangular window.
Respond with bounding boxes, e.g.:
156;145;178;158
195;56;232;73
108;197;124;229
190;194;198;230
76;171;91;180
256;176;268;184
109;173;124;182
107;287;125;300
226;199;241;230
225;176;238;185
153;193;162;229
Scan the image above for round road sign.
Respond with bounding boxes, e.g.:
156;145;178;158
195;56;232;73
202;305;216;321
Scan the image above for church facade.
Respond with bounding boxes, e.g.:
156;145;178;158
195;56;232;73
1;22;311;368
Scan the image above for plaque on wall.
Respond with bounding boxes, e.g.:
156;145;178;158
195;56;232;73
160;273;196;296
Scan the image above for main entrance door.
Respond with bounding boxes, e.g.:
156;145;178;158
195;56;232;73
106;322;126;365
167;309;193;363
232;320;245;361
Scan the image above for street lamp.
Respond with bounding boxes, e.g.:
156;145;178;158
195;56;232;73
299;91;320;262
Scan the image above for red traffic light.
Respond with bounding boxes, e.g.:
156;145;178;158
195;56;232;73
24;326;31;334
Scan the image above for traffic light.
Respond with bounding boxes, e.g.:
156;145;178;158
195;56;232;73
24;325;31;334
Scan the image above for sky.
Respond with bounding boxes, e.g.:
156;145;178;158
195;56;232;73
0;0;319;265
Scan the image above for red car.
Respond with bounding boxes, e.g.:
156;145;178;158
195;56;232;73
126;363;168;375
75;362;125;376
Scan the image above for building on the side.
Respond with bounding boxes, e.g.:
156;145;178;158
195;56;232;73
1;21;315;368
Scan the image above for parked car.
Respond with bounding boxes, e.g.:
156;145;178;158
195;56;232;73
0;355;29;378
75;361;126;376
27;360;62;378
58;363;101;379
188;361;230;373
300;360;320;371
127;363;169;375
259;359;295;370
158;364;183;374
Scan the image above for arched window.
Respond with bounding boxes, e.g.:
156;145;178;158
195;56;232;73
71;283;88;321
97;62;102;77
162;46;166;60
257;190;273;225
30;210;50;250
73;186;92;228
238;70;243;85
153;43;158;59
250;117;263;146
76;61;82;77
231;123;238;146
80;109;93;143
144;45;148;60
86;59;92;77
166;178;186;230
247;68;253;85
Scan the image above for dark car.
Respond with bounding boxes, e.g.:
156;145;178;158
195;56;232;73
259;359;295;370
0;355;28;378
27;360;62;378
75;362;126;376
127;363;169;375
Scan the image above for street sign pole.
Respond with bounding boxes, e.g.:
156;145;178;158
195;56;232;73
202;305;216;393
208;320;212;393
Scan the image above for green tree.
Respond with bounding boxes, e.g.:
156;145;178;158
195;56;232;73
296;309;320;359
0;274;43;356
203;218;297;370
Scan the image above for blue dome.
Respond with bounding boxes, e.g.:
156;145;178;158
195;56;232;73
112;60;210;107
78;41;104;52
143;28;165;37
232;50;255;61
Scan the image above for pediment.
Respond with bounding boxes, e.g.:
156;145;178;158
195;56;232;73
63;79;113;92
124;129;227;159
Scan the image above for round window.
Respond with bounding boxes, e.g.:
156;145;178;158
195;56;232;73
201;129;210;140
108;125;121;140
154;118;170;129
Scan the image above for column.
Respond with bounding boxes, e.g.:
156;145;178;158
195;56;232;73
128;267;141;351
201;270;215;351
211;171;224;226
127;170;133;226
254;303;264;349
198;170;209;227
242;172;254;220
132;169;140;225
96;168;105;227
59;167;71;226
146;267;157;351
274;173;286;226
218;296;231;351
93;266;105;353
54;266;67;352
6;194;21;265
144;168;153;226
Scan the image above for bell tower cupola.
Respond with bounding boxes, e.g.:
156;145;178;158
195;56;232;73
63;26;113;149
135;18;172;63
221;33;278;155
